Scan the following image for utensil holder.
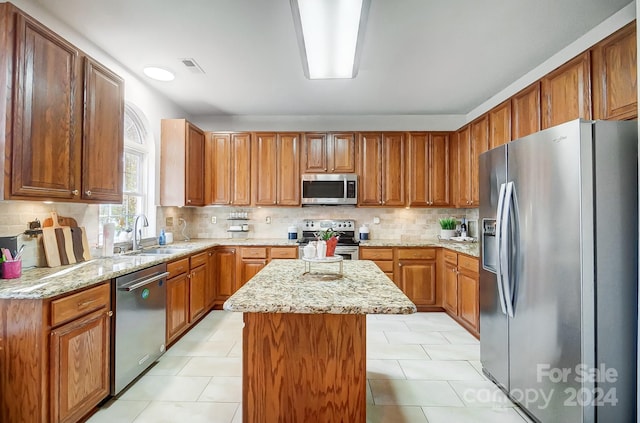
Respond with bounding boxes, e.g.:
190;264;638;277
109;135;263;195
3;259;22;279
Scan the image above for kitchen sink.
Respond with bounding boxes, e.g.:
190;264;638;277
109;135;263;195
126;247;191;256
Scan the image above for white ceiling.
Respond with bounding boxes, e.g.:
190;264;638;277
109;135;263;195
29;0;631;117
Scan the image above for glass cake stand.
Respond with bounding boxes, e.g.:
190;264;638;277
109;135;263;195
301;256;343;279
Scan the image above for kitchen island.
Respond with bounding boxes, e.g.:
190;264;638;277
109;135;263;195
223;259;416;423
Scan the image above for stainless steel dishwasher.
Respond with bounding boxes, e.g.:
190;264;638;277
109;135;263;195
112;263;169;395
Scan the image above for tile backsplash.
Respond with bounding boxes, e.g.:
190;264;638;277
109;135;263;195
165;206;479;241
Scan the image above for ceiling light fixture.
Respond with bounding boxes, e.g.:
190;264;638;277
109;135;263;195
290;0;370;79
143;66;175;81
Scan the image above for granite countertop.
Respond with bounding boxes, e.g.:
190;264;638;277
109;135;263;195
223;259;416;315
360;238;480;257
0;238;299;300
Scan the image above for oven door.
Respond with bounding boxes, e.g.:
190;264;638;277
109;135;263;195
334;246;359;260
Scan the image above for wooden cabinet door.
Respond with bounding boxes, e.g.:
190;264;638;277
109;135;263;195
358;133;382;206
81;58;124;203
12;13;81;200
329;132;356;173
232;133;251;205
489;100;511;149
458;270;479;332
398;259;436;306
592;22;637;120
50;309;110;423
216;248;237;300
205;250;216;309
277;133;300;206
407;133;429;207
382;132;405;207
541;52;591;129
429;133;450;207
253;133;278;206
302;133;328;173
166;273;189;344
189;264;207;323
512;82;541;139
185;123;205;206
456;126;471;207
239;260;267;287
443;262;458;315
205;133;231;205
470;116;489;207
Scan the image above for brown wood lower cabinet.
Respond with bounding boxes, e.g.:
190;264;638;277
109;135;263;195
442;252;480;338
215;247;237;301
443;251;458;315
166;258;190;345
0;281;112;423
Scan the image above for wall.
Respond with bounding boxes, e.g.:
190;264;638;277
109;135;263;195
157;206;479;242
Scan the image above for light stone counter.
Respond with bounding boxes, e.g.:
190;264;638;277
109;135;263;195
223;259;416;314
0;238;299;300
359;238;480;257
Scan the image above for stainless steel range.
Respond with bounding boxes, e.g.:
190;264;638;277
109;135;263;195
297;219;359;260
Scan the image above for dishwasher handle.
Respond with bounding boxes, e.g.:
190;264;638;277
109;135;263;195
118;271;170;292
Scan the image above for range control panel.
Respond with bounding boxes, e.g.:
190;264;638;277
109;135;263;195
301;219;356;230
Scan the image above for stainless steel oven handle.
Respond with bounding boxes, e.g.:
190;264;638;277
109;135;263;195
118;271;170;292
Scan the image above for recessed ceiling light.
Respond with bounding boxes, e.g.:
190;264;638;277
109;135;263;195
143;66;175;81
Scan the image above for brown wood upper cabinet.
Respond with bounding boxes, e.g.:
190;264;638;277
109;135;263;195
302;132;356;173
358;132;405;207
541;51;592;129
0;4;124;203
488;100;511;149
205;132;251;206
160;119;205;206
455;116;487;208
592;21;637;120
511;82;541;139
253;132;300;206
407;132;450;207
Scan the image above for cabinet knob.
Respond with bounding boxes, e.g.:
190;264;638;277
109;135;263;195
331;168;334;171
107;310;113;317
187;199;192;204
398;263;402;267
71;189;79;196
85;190;92;196
324;168;327;171
273;201;277;204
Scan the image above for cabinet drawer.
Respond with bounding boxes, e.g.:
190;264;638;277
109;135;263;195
360;248;393;260
373;260;394;273
270;247;297;259
397;248;436;260
168;258;190;278
458;255;479;274
241;247;267;259
51;283;110;327
443;249;458;264
190;251;209;268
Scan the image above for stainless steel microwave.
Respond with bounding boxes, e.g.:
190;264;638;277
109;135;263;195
301;174;357;205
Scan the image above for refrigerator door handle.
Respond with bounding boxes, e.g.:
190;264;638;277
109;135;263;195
494;182;508;315
501;181;515;318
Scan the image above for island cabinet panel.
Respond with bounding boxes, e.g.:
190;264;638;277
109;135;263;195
511;82;541;139
243;313;366;423
81;58;124;203
592;21;637;120
541;51;592;129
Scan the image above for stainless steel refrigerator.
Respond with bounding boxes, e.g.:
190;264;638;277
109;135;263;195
479;119;637;423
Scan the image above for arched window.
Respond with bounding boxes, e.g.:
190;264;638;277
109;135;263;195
99;103;155;244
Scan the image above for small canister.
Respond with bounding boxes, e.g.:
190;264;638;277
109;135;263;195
359;224;369;241
287;225;298;240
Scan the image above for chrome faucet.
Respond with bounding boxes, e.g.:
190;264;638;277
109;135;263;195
133;214;149;251
179;218;190;242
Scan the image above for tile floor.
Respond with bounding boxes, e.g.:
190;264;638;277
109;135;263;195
88;311;534;423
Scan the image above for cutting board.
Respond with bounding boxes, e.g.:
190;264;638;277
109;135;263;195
43;215;78;228
42;213;90;267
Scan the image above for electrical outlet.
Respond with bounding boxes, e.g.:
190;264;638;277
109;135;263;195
265;216;271;224
166;217;174;226
211;216;217;224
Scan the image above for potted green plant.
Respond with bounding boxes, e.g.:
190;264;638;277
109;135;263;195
438;217;457;240
314;228;340;256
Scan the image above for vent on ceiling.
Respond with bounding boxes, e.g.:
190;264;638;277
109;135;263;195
180;58;205;74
